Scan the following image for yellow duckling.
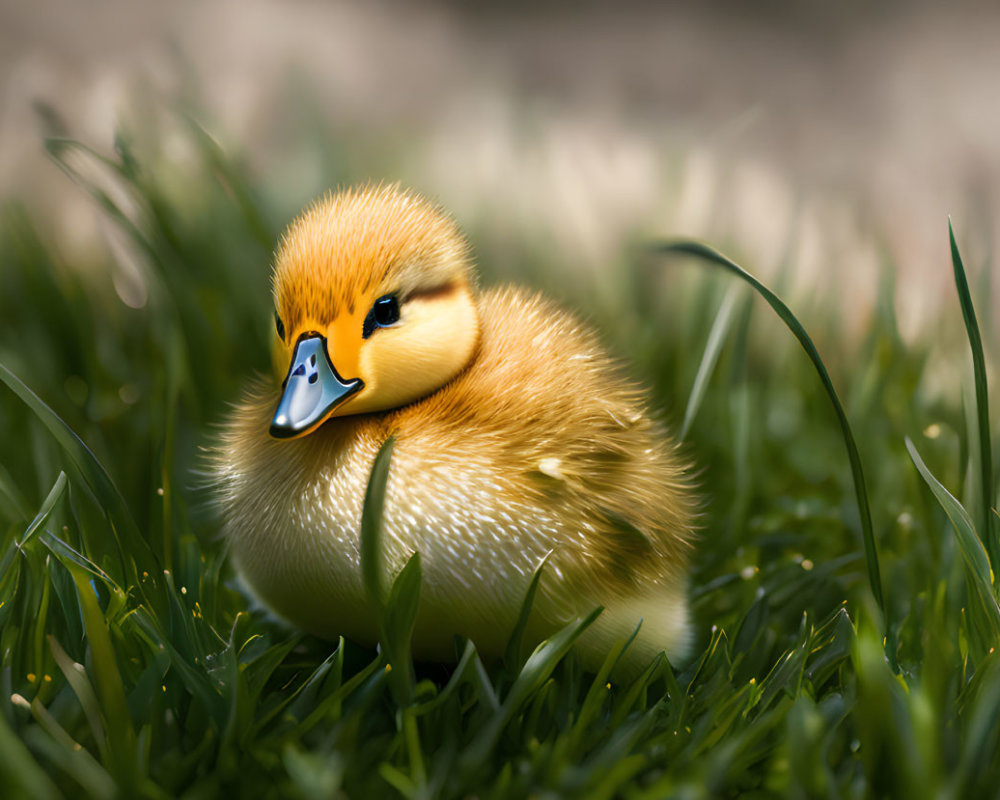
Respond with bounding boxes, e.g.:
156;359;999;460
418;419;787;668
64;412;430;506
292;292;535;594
215;184;696;671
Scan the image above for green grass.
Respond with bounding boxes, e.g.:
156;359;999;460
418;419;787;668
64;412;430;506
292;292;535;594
2;117;1000;798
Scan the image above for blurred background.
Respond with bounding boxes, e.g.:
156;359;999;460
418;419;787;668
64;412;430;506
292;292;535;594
2;0;1000;339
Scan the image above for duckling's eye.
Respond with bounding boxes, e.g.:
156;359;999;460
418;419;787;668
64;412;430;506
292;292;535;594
362;295;400;339
274;312;285;341
374;296;400;326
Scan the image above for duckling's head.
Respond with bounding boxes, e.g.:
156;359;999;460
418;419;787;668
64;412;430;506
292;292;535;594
269;185;479;438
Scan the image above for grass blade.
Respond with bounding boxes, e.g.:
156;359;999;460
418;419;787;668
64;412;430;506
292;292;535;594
503;550;552;675
411;638;479;717
0;711;62;800
48;635;106;757
68;566;140;792
360;436;396;614
950;221;998;572
0;362;156;578
461;606;603;771
382;551;422;704
19;471;67;547
648;241;885;618
681;283;741;440
906;437;1000;651
358;435;422;702
24;695;116;798
383;553;422;656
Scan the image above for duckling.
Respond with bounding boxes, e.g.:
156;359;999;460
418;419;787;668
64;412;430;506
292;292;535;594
214;184;696;672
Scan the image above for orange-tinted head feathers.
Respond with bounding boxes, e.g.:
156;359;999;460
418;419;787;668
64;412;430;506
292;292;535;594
273;184;472;333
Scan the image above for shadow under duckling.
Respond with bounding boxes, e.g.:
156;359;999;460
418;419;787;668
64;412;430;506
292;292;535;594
214;184;696;674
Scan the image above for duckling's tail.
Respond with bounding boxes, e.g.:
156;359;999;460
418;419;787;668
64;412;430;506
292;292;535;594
576;590;693;679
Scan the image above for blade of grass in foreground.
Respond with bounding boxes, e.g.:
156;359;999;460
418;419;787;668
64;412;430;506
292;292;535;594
503;550;552;675
906;437;1000;653
359;435;422;703
949;221;999;574
360;435;396;614
460;606;603;774
382;551;422;704
647;241;885;620
51;562;141;794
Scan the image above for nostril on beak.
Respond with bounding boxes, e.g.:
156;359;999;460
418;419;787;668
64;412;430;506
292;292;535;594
308;373;318;384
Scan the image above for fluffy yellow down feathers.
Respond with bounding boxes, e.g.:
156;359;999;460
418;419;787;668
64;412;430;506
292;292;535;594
215;184;696;672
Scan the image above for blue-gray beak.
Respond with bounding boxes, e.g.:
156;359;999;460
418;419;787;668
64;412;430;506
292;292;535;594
270;334;363;439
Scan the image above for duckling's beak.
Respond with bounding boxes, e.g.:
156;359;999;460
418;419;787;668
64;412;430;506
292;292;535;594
270;334;363;438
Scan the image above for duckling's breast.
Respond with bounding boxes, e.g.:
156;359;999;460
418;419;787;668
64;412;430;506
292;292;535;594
216;393;568;657
215;405;379;643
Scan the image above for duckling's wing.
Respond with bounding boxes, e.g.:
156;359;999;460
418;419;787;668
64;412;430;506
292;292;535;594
391;286;696;667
